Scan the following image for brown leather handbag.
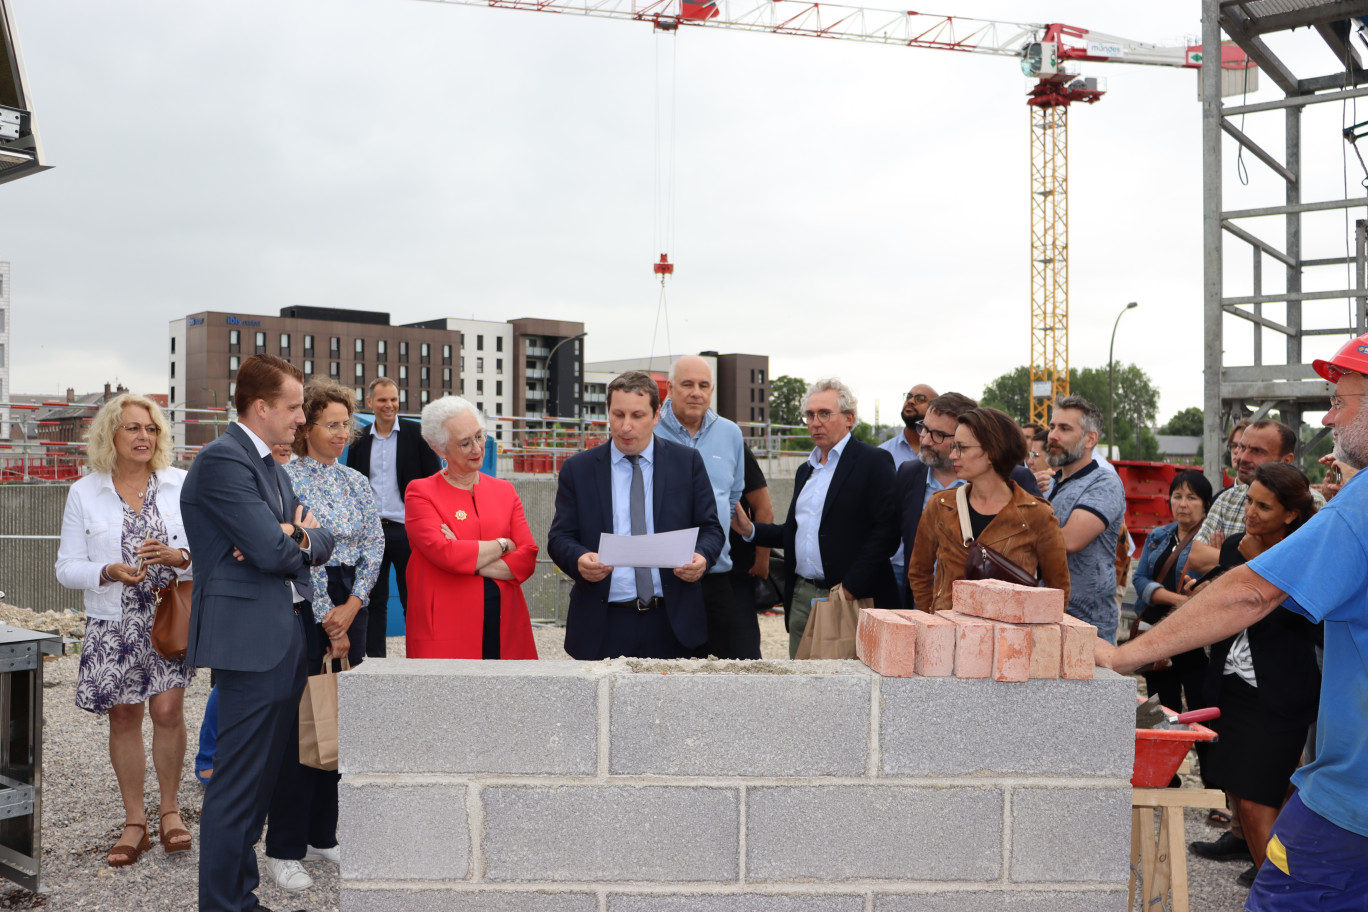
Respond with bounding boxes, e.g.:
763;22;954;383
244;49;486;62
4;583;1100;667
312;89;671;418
956;486;1040;588
151;579;193;661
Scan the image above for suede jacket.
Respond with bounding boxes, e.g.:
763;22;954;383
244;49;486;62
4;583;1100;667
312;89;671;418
907;479;1071;613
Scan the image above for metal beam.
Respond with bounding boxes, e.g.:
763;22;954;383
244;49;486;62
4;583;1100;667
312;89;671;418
1224;197;1368;219
1220;117;1297;184
1223;288;1362;305
1221;220;1297;267
1299;69;1368;94
1204;0;1226;486
1224;84;1368;115
1220;11;1301;94
1245;0;1368;36
1222;305;1293;334
1222;365;1323;382
1221;379;1334;400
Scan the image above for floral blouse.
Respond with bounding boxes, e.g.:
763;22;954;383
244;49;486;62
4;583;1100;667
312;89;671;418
284;456;384;622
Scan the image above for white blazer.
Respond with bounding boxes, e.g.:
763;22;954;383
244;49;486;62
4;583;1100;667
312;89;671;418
54;467;193;621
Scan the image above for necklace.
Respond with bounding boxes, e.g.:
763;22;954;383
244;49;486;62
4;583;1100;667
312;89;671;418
116;476;150;501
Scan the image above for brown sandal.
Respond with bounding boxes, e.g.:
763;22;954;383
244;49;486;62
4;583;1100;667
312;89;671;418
159;810;192;854
108;822;150;867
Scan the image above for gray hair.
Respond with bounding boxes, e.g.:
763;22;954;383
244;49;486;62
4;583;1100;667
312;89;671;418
420;395;485;451
1053;395;1104;436
803;378;857;419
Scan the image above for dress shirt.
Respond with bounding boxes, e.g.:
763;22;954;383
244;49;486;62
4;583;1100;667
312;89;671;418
607;438;665;602
236;422;311;602
655;401;746;575
284;456;385;621
877;431;919;470
793;432;852;582
367;421;406;523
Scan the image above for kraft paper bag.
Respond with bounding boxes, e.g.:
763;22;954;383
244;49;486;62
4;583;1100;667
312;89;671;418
794;583;868;660
299;657;348;771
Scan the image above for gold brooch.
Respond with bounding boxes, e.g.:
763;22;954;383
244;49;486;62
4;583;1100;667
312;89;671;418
454;510;468;521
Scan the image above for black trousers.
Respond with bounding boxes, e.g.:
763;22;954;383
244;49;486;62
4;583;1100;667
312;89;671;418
598;600;690;659
365;520;413;658
199;608;307;912
698;573;761;659
265;606;366;860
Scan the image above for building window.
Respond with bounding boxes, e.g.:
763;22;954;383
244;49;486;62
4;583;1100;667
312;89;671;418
574;381;580;396
354;338;365;357
229;381;236;398
496;358;503;374
169;336;175;353
495;402;503;416
303;334;314;355
420;366;430;386
477;401;485;413
460;356;465;371
758;369;765;383
399;341;409;363
526;359;536;370
495;380;503;396
229;330;241;353
442;344;452;365
330;362;340;379
460;379;465;394
574;340;581;355
750;407;756;421
304;359;314;377
421;343;431;365
750;388;755;402
330;336;340;356
355;363;364;381
170;386;175;402
170;362;176;378
229;355;240;379
476;357;484;373
442;367;452;390
476;379;484;394
750;369;756;383
280;332;291;351
496;337;504;352
377;363;387;377
255;331;266;354
420;389;430;405
758;406;765;421
399;365;408;382
399;388;409;407
355;387;364;403
377;339;387;361
476;335;484;351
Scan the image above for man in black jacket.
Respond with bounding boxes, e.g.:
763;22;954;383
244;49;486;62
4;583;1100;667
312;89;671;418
732;378;899;657
346;378;441;656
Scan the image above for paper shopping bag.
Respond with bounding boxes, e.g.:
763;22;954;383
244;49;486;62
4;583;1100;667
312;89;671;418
299;658;348;771
794;583;869;659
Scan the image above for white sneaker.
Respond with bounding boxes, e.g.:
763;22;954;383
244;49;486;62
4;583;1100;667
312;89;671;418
263;855;313;892
304;844;340;865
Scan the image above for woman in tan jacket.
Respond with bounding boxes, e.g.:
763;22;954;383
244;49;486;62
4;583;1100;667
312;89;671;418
908;407;1070;612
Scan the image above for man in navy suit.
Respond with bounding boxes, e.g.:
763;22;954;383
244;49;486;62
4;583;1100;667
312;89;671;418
548;371;725;660
732;378;899;658
894;392;1041;607
182;354;335;912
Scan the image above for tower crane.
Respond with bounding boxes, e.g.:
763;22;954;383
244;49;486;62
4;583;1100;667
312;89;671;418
419;0;1254;422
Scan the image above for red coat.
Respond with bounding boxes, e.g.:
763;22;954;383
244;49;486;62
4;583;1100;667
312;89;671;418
403;472;539;659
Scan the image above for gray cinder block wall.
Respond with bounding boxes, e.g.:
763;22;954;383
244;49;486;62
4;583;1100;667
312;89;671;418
338;659;1135;912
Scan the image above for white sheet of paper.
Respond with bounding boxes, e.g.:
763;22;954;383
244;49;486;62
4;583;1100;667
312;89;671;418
597;528;700;568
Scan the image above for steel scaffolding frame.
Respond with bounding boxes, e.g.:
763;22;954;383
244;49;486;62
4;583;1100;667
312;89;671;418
1029;103;1070;427
1203;0;1368;482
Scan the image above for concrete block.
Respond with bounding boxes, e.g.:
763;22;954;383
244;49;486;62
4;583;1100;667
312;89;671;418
339;659;598;774
611;672;870;777
484;785;739;882
857;609;918;677
338;782;468;881
951;579;1065;624
747;786;1003;882
894;610;954;676
1022;622;1061;679
937;611;992;679
1057;615;1097;679
611;896;866;912
342;889;599;912
991;621;1030;682
874;891;1127;912
880;673;1136;778
1009;788;1132;883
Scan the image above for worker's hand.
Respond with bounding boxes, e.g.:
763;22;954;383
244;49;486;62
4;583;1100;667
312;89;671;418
730;501;753;538
1093;638;1117;670
577;552;611;582
673;552;707;583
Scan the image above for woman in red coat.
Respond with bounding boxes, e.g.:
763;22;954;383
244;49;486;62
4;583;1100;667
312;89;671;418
404;396;538;659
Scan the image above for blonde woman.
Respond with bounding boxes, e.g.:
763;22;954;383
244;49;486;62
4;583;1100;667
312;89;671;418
55;394;194;866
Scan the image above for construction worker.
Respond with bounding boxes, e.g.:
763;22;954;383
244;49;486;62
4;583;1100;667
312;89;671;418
1097;331;1368;909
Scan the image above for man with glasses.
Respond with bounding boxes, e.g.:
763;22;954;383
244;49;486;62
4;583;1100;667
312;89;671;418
732;378;899;657
893;393;1041;608
880;383;938;468
1184;418;1323;577
1046;395;1127;643
1097;333;1368;909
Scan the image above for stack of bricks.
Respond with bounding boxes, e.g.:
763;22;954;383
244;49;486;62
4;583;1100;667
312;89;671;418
856;579;1097;681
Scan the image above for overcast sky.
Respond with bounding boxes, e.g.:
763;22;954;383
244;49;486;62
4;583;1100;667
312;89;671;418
2;0;1358;424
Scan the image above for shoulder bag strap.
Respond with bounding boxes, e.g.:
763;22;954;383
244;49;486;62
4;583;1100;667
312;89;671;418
1153;527;1198;591
955;484;974;547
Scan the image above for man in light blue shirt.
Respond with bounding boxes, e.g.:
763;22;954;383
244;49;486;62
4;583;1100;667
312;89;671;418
879;383;936;471
656;356;754;657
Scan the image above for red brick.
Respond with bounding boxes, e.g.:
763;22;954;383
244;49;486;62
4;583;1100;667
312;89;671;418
937;610;993;679
1025;622;1062;679
951;578;1066;624
856;609;918;677
1057;613;1097;679
990;621;1031;682
893;610;955;677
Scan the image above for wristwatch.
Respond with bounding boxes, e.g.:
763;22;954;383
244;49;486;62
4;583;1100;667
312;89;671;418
289;524;306;545
497;537;512;553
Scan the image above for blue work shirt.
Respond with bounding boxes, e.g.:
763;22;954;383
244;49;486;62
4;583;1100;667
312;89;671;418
656;401;746;575
607;438;664;603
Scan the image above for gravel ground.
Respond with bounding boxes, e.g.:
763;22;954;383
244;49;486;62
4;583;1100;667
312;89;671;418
0;606;1252;911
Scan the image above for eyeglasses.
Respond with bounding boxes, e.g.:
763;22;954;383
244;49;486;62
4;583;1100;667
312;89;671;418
451;437;484;450
1329;393;1368;411
905;392;929;404
120;424;160;436
914;421;953;444
802;409;838;423
1028;451;1042;459
312;421;351;434
949;442;983;454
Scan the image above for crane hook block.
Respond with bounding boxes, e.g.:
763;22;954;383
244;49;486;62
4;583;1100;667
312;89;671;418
653;253;675;276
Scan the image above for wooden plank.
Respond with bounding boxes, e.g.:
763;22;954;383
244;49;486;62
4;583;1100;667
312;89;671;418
1132;787;1227;809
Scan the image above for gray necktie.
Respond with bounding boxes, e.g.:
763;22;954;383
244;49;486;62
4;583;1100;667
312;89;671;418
627;454;654;604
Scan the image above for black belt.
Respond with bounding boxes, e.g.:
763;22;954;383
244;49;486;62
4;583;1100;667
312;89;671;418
380;518;403;526
607;597;665;612
796;575;828;589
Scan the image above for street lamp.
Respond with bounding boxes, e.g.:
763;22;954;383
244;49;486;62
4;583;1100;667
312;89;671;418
544;332;587;418
1108;301;1139;456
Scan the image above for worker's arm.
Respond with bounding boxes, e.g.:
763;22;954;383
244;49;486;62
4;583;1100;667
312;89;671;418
1059;510;1105;554
1184;539;1221;575
1095;564;1284;674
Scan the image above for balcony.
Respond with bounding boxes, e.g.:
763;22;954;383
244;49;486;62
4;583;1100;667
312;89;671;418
526;368;548;380
526;346;550;358
525;388;545;401
584;392;606;404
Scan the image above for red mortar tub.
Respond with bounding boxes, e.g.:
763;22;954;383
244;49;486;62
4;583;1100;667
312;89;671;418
1133;708;1218;788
